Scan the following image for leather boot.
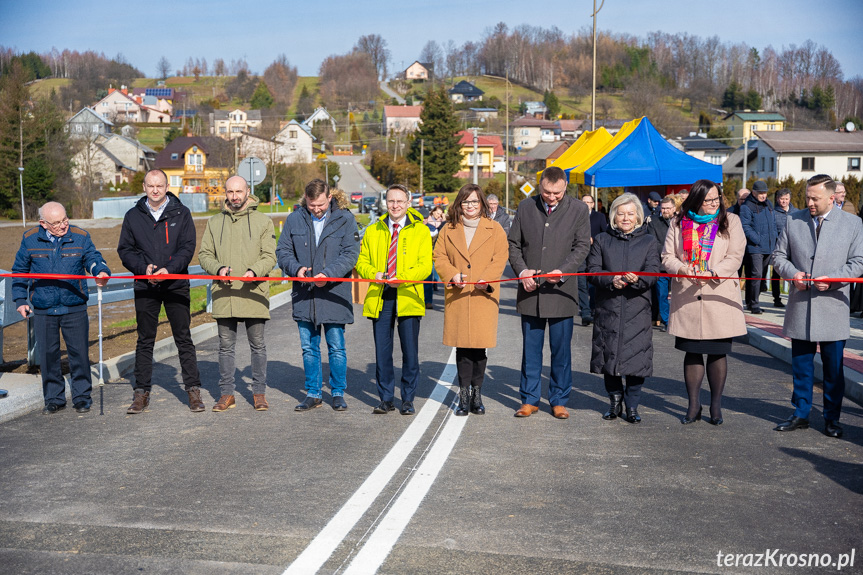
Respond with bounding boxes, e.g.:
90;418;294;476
455;386;470;416
187;388;205;412
602;392;623;420
253;394;269;411
469;385;485;415
126;390;150;415
625;407;641;424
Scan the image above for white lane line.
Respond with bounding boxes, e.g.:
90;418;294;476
342;393;469;574
282;348;457;575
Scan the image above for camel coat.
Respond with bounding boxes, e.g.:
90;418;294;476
662;213;747;340
434;217;509;349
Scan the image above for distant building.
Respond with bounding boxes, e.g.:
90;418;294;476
239;119;316;166
154;136;234;196
65;107;113;139
555;119;584;139
383;105;423;136
526;141;573;170
448;80;484;103
455;130;504;178
209;109;263;139
302;107;337;132
510;117;559;150
93;87;171;123
751;130;863;182
131;87;175;115
405;61;433;81
523;101;548;119
723;110;786;142
670;135;733;166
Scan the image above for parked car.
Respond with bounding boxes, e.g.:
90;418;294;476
351;191;363;204
360;196;377;214
422;195;435;210
410;192;422;208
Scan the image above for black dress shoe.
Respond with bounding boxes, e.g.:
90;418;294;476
773;300;785;308
581;317;592;326
750;307;763;315
373;401;395;414
41;404;66;415
681;407;702;425
625;407;641;424
400;401;415;415
775;416;809;432
706;416;723;425
332;396;348;411
73;403;91;413
295;397;323;412
824;420;843;438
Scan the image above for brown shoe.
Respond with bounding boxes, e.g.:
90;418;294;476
213;395;236;412
187;388;205;412
514;404;539;418
126;390;150;414
552;405;570;419
253;394;269;411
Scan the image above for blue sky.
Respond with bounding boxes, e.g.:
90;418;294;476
2;0;861;79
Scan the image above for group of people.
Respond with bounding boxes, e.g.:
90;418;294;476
12;167;861;438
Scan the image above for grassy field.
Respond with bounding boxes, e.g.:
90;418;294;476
27;78;71;100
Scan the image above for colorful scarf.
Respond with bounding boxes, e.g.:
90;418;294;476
682;213;719;271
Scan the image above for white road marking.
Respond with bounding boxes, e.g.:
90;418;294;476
282;348;457;575
342;398;468;574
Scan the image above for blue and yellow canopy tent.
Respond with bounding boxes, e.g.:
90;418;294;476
536;127;613;181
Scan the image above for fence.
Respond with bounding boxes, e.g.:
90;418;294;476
92;193;209;219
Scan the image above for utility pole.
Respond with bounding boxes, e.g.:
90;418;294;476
19;111;25;226
742;137;748;188
505;71;510;210
419;138;424;194
471;128;480;185
590;0;605;204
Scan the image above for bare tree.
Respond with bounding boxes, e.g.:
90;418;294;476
213;58;226;76
264;54;299;106
156;56;171;80
418;40;443;79
355;34;390;81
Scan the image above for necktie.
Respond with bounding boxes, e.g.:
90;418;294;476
387;223;399;278
547;205;552;216
816;216;824;240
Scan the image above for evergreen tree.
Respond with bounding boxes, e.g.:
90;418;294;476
296;85;315;121
250;81;274;109
543;90;561;119
722;81;743;110
743;89;762;110
408;87;461;193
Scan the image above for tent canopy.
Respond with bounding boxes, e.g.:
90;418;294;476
568;117;722;188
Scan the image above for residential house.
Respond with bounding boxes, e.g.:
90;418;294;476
448;80;484;104
239;119;316;166
510;117;559;151
209;109;263;139
526;141;573;171
131;87;175;115
93;87;171;123
750;130;863;182
72;141;136;188
523;101;548;119
383;105;423;136
455;130;504;178
670;135;733;166
302;107;337;132
594;119;627;135
405;61;433;81
154;136;234;196
99;133;157;174
467;108;498;122
723;110;785;142
65;107;114;139
722;140;761;181
556;119;584;139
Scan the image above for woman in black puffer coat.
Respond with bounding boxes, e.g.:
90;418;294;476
587;193;661;423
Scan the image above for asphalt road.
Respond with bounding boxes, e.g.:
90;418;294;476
1;277;861;574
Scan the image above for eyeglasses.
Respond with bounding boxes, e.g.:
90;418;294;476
703;197;721;205
386;199;407;206
41;217;69;228
462;200;481;207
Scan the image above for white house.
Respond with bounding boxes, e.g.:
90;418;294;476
303;107;337;132
671;135;734;166
93;87;171;123
239;120;315;165
65;107;114;139
382;105;423;136
210;109;263;139
509;117;559;150
751;130;863;182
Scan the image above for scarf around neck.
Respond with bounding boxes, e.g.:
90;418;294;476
682;213;719;271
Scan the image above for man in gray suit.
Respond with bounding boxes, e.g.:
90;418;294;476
772;174;863;438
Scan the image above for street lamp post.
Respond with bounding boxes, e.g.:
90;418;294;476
18;166;25;226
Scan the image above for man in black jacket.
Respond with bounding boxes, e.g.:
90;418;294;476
646;196;675;328
118;169;204;414
577;193;607;326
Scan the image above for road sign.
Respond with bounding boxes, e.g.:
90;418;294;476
520;182;535;196
238;157;266;186
333;175;340;183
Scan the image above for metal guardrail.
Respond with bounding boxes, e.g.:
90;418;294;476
0;265;215;366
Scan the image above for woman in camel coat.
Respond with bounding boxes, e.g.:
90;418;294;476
662;179;747;426
433;183;509;416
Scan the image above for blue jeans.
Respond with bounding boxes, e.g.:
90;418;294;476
519;315;573;406
372;290;421;403
655;276;670;324
34;310;91;408
297;321;347;398
791;339;845;421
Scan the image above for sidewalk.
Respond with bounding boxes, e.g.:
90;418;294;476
0;291;291;424
743;291;863;406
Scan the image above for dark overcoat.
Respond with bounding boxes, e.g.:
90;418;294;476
587;226;660;377
508;194;591;318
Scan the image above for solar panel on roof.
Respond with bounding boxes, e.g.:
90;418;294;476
145;88;173;97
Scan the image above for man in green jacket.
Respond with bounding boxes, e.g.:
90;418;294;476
357;184;432;415
199;175;277;412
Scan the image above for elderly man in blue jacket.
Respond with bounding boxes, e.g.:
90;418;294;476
13;202;110;414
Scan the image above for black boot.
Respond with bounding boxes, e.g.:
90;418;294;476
455;386;470;416
470;385;485;415
625;407;641;424
602;392;623;420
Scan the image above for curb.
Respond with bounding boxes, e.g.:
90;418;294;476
745;325;863;407
0;289;292;424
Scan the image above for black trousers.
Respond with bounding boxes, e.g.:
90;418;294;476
133;288;201;392
603;374;645;410
456;347;487;389
744;252;770;309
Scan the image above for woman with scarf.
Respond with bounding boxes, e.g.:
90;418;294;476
587;194;661;424
662;180;747;426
